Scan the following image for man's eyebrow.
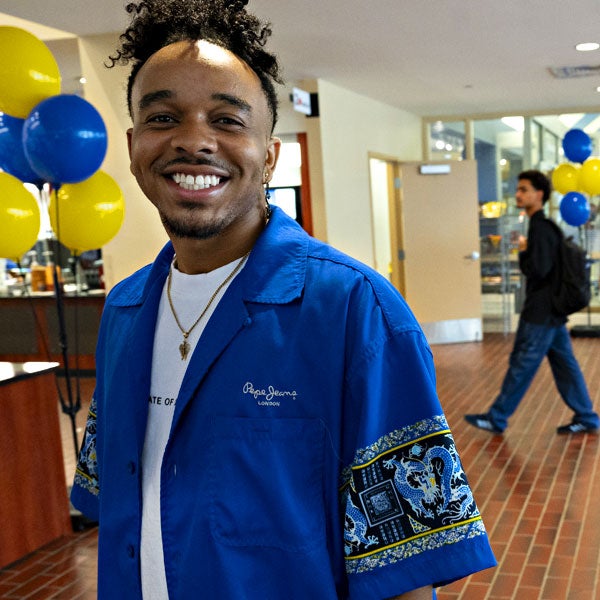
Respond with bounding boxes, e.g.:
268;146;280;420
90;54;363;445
138;90;173;111
136;90;252;114
212;93;252;113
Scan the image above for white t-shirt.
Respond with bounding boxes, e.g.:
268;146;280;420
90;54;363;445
141;256;247;600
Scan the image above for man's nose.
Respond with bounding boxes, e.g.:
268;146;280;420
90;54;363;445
171;119;218;155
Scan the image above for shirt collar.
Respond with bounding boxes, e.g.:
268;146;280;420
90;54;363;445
140;206;308;305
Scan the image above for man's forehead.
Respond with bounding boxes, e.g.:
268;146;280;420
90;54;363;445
137;40;254;81
518;180;535;189
191;39;238;64
132;40;262;102
129;39;274;131
149;39;238;66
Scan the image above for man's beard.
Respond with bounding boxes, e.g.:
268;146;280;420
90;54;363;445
160;209;228;240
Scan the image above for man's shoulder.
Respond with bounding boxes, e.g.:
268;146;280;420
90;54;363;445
306;237;393;295
531;212;561;240
532;210;558;228
104;243;173;308
304;238;420;333
105;263;154;307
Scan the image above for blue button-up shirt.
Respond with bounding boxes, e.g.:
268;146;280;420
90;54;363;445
72;207;495;599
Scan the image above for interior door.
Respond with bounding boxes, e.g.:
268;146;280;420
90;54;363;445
369;157;405;295
397;160;482;344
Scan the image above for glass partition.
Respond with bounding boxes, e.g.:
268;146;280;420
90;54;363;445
428;120;466;161
426;111;600;332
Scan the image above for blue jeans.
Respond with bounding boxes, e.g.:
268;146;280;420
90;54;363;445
488;319;599;431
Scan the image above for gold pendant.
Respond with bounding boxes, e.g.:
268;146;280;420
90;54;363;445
179;339;190;360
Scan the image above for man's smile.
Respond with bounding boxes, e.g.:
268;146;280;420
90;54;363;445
172;172;222;190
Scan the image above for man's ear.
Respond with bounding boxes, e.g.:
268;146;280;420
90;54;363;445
265;136;281;176
126;128;133;160
126;128;136;176
536;189;545;207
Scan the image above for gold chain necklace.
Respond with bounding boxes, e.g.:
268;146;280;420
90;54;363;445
166;253;249;360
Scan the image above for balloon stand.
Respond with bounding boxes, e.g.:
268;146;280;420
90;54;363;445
50;252;81;461
0;25;117;532
553;129;599;338
49;244;99;531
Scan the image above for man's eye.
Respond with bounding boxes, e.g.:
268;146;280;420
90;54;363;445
146;114;176;124
216;117;243;127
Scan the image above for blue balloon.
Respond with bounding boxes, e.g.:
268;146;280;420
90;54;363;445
560;191;591;226
0;112;44;186
562;128;593;164
23;94;108;185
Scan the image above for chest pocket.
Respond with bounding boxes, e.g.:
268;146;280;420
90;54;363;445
209;416;326;552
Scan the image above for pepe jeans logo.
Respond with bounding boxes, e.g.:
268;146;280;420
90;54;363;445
243;381;298;407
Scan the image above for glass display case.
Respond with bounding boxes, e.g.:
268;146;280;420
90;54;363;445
480;215;527;333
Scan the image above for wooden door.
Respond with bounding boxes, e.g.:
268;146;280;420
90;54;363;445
397;160;482;343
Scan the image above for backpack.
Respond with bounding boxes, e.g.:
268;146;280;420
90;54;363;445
548;221;591;315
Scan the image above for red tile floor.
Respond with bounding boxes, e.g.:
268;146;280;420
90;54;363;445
1;331;599;599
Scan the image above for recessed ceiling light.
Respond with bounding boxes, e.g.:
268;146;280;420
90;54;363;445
576;42;600;52
596;86;600;92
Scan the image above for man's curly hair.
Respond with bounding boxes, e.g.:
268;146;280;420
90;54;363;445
109;0;283;130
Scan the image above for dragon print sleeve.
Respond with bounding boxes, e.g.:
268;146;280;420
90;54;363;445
340;326;496;597
71;395;100;521
341;417;488;577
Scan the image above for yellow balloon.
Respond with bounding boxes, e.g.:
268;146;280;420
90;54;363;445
0;27;61;118
579;157;600;196
50;171;125;253
551;163;580;195
0;172;41;259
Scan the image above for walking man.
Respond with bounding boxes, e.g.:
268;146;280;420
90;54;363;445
465;170;599;435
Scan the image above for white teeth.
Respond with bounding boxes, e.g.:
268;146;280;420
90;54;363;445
172;173;221;190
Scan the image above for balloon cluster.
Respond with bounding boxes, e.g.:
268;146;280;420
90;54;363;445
0;26;124;260
551;128;597;227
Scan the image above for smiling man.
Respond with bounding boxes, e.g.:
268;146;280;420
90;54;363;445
71;1;496;598
127;39;279;273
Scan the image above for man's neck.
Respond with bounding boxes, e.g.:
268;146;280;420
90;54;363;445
526;206;544;218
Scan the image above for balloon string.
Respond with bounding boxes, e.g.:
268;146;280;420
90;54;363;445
17;257;70;432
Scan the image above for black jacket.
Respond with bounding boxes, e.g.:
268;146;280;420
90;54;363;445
518;210;566;325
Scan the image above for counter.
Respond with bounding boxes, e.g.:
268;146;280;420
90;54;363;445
0;293;104;372
0;362;72;568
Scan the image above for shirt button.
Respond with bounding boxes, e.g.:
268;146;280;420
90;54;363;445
173;464;177;477
127;544;135;558
127;461;136;474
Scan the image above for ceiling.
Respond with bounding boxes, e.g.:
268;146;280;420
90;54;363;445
2;0;600;119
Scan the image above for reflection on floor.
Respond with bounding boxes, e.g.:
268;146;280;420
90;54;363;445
1;332;599;599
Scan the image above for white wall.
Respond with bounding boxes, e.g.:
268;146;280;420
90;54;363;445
274;86;308;136
78;33;168;290
315;79;422;266
369;158;392;278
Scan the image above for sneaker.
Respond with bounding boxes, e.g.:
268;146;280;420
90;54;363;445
556;422;599;435
464;413;503;434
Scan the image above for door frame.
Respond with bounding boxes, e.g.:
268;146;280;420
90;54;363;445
368;153;406;296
